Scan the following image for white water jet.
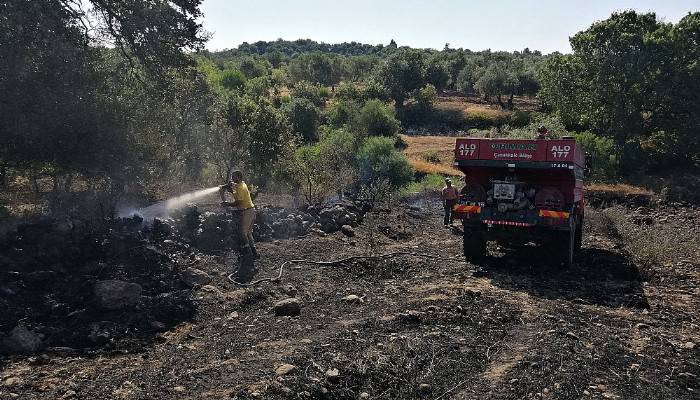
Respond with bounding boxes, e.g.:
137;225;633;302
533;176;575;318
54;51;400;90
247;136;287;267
119;186;220;221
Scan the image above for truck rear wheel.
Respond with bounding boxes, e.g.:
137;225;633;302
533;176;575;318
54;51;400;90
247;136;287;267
555;220;575;268
574;216;583;251
463;226;486;262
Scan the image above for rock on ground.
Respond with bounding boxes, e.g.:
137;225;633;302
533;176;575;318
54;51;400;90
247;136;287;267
417;383;432;394
325;368;340;383
3;377;22;387
2;325;43;354
181;267;212;287
340;225;355;237
341;294;363;304
93;280;142;310
275;364;296;375
88;321;122;345
274;298;301;317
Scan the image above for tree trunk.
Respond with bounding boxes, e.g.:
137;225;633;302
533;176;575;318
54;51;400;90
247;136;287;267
306;176;313;205
0;162;7;188
30;169;40;196
64;173;74;192
394;98;405;120
496;94;505;109
507;93;514;110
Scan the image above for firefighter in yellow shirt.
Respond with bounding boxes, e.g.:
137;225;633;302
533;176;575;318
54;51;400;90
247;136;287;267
220;170;258;259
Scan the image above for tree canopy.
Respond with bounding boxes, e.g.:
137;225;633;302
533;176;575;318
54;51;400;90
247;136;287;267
3;4;697;202
0;0;208;189
539;11;700;170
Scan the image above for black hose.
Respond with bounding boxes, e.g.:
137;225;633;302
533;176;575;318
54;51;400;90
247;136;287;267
227;252;465;287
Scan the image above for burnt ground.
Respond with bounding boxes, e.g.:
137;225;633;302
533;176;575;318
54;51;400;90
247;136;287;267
1;194;698;400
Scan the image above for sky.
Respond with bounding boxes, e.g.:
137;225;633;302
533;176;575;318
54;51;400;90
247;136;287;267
200;0;698;54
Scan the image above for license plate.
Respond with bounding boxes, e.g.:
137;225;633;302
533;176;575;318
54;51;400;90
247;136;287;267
493;183;516;200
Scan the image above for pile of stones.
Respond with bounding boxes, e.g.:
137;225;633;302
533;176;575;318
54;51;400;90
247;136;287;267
166;201;366;250
0;215;194;355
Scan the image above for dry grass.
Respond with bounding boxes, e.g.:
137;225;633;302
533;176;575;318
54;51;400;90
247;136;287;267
436;93;539;112
464;106;509;121
598;206;682;273
410;159;461;176
585;182;654;197
400;134;461;176
435;101;509;126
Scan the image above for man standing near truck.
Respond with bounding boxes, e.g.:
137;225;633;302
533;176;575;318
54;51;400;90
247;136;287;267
441;178;459;226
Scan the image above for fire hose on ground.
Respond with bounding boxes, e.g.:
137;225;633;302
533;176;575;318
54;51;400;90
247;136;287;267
227;251;467;286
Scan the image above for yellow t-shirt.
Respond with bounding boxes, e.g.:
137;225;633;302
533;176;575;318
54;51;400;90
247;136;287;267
231;182;254;210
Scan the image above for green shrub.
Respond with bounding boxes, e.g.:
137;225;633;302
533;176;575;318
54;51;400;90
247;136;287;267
503;113;569;139
286;128;358;204
336;81;390;103
283;98;320;142
402;173;446;194
356;136;414;188
358;100;400;137
278;94;291;104
318;86;331;100
394;135;408;150
463;108;509;128
239;56;270;78
363;81;390;102
245;76;271;97
620;140;648;176
400;102;467;129
422;150;441;164
398;84;440;127
509;110;531;127
529;113;568;134
290;81;324;106
455;64;482;95
416;84;438;109
638;129;697;169
573;131;620;179
336;82;363;102
220;69;246;92
326;100;360;128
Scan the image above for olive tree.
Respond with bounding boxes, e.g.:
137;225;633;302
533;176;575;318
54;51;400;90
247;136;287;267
538;11;700;170
474;63;519;108
283;98;321;142
206;96;294;184
378;49;426;110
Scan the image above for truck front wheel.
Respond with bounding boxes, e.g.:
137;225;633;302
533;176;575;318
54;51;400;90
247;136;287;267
463;226;486;262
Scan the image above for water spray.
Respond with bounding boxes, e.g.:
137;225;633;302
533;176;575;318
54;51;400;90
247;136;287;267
118;186;220;221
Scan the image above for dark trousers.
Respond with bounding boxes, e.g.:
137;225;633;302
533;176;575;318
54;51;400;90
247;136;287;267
443;199;457;225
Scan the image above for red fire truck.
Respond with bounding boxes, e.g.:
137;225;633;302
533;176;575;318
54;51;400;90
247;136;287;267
452;137;589;267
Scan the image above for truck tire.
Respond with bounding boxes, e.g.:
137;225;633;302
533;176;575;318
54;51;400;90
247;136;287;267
574;216;583;251
556;220;575;268
463;226;486;262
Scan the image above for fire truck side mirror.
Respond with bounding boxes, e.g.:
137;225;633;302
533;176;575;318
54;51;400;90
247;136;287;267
584;153;593;177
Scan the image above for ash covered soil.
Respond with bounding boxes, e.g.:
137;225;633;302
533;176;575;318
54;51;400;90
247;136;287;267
1;193;698;399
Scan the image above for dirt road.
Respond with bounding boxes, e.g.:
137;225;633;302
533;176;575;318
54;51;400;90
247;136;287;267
1;195;698;399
